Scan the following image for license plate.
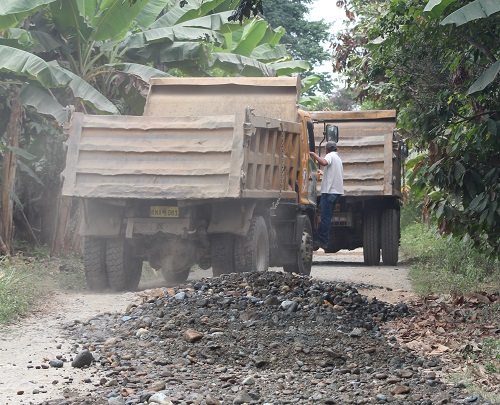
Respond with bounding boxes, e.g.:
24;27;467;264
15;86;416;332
150;206;178;218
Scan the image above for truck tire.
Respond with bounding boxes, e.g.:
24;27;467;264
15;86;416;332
381;208;400;265
363;210;380;265
106;238;143;291
161;267;190;284
234;216;269;273
211;234;235;276
83;237;109;291
283;216;313;275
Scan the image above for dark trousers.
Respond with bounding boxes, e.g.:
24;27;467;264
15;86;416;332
314;193;341;247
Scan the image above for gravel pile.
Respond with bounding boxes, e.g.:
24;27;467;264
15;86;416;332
43;271;490;404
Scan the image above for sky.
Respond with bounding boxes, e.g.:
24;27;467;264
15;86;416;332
307;0;347;35
306;0;349;76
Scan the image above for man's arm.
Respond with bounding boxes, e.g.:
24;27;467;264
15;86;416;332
309;151;329;167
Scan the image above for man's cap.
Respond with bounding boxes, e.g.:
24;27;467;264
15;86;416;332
325;141;337;151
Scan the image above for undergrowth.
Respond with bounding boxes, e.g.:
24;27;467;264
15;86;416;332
0;247;85;324
400;209;499;296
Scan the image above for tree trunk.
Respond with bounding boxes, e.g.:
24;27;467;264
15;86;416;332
0;88;22;255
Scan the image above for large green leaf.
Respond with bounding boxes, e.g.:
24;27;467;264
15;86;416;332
157;42;204;64
50;0;92;43
91;0;148;41
49;64;119;114
258;25;285;47
78;0;98;22
0;45;65;87
150;0;225;29
6;144;36;161
17;160;44;186
0;28;35;49
134;0;170;30
301;75;321;93
177;11;240;34
0;0;56;15
143;26;225;45
268;60;311;76
30;30;66;53
441;0;500;26
467;60;500;95
19;84;67;124
210;53;276;76
423;0;457;18
249;43;288;62
0;11;34;30
107;63;170;83
232;18;268;57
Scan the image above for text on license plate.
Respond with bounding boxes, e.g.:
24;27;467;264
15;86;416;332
150;206;178;218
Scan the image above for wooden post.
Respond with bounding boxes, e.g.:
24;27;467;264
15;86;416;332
0;88;22;255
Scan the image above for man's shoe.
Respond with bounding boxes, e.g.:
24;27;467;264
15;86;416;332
313;242;327;251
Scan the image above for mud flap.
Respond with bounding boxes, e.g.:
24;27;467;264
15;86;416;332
208;201;256;235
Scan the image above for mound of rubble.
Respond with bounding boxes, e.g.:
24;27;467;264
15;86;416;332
46;271;490;404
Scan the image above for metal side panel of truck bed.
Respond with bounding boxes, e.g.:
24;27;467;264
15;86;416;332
61;111;302;201
311;110;400;197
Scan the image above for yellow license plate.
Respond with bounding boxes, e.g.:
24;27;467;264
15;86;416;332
150;206;178;218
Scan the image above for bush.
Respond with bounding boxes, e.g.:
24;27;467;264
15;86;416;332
0;250;85;324
401;223;500;295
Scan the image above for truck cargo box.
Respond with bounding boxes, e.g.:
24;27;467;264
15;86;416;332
61;110;302;201
311;110;400;197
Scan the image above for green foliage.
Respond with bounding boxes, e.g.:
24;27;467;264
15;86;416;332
334;0;500;259
261;0;333;94
0;250;85;324
400;223;500;295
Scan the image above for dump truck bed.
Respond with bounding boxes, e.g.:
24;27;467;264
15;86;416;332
311;110;400;197
61;111;302;200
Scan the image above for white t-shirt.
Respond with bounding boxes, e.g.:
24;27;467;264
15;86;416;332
321;151;344;194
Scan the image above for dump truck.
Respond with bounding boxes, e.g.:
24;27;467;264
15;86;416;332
310;110;403;266
61;77;320;291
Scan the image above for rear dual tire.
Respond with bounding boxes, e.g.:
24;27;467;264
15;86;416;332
234;216;269;273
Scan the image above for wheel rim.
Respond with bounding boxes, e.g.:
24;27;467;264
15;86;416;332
300;231;314;267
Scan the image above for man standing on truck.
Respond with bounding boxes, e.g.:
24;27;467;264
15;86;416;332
309;141;344;251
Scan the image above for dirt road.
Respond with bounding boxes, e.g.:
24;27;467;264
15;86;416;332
0;250;413;404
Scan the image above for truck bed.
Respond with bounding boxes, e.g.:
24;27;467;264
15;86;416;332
311;110;400;197
61;111;302;201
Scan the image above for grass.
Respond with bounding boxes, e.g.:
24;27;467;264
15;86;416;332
0;247;86;325
400;222;500;295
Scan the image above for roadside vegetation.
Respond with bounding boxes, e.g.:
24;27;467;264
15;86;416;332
0;246;85;324
400;198;499;296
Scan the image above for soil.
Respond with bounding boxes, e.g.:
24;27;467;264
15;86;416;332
0;250;497;405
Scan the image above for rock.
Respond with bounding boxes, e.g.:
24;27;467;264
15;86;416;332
71;350;94;368
391;385;411;395
233;390;253;404
206;394;222;405
183;329;203;342
148;392;174;404
49;359;64;368
242;376;255;385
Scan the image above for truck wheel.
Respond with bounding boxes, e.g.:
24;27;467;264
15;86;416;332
211;234;235;276
381;208;400;265
106;238;143;291
283;216;313;275
161;267;190;284
83;237;109;291
234;216;269;273
363;211;380;265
